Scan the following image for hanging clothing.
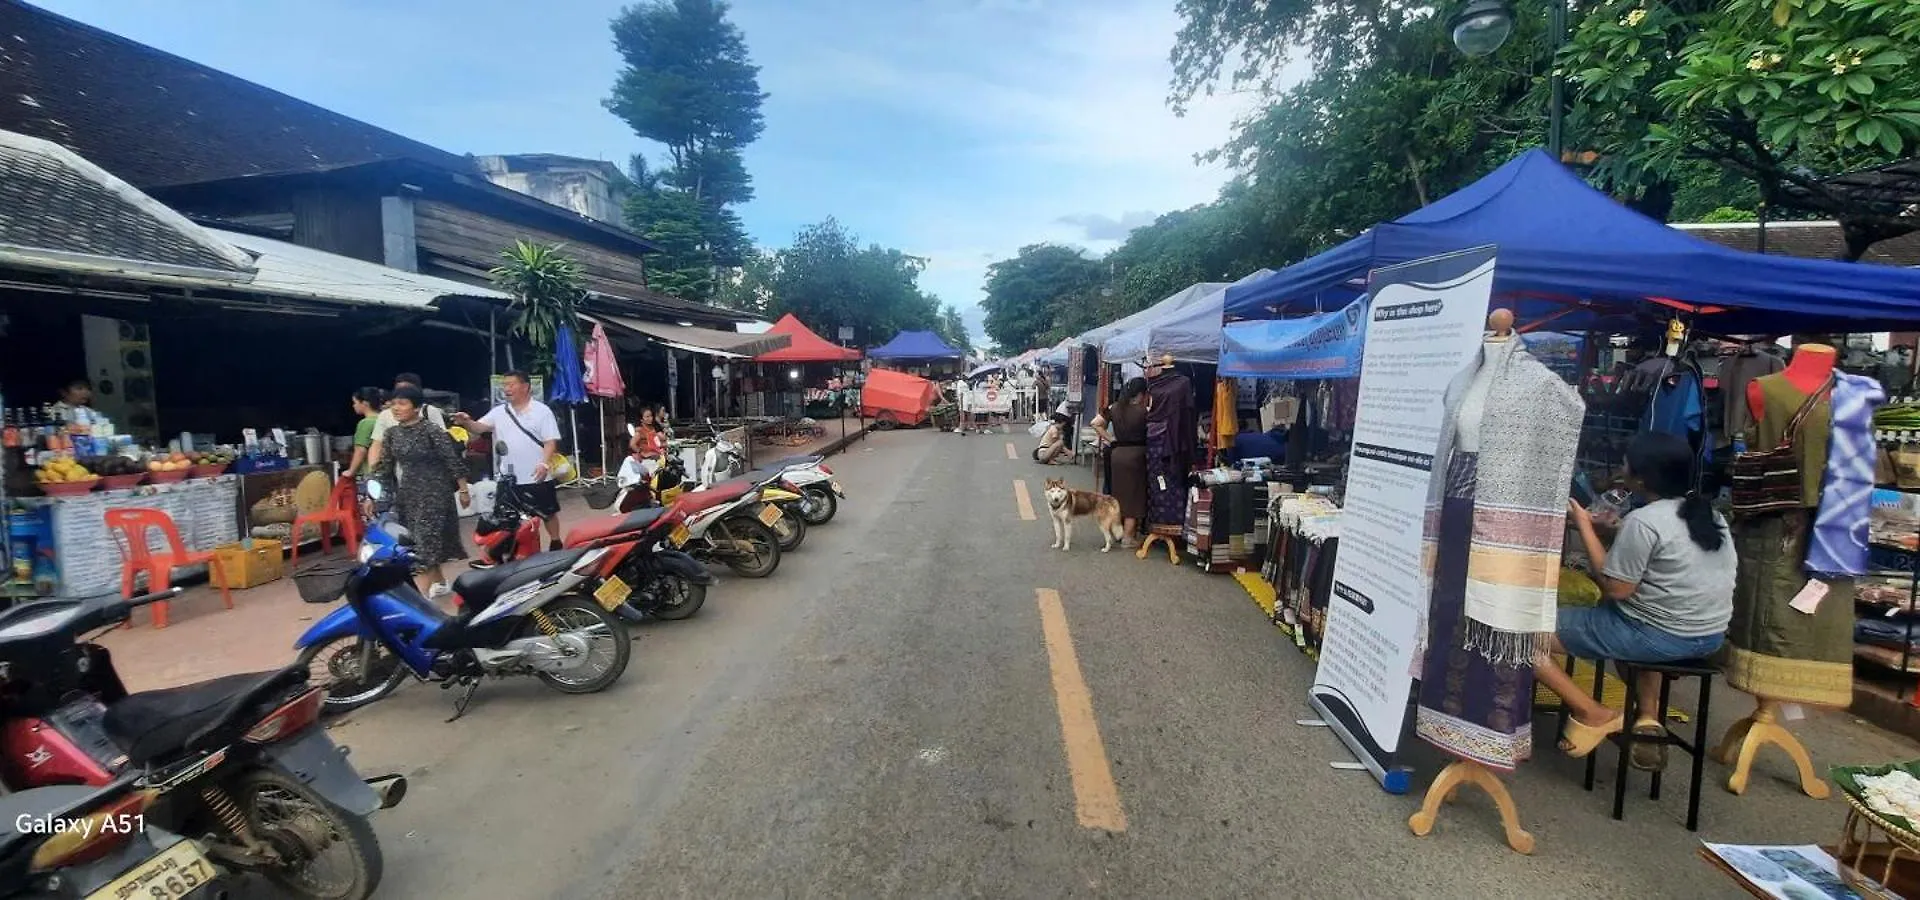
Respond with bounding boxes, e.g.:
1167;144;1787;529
1416;452;1535;771
1723;374;1854;706
1806;371;1885;578
1420;337;1586;668
1644;364;1705;451
1145;373;1196;527
1213;377;1238;451
1720;349;1785;448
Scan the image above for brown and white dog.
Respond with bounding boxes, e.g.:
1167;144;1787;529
1042;477;1125;552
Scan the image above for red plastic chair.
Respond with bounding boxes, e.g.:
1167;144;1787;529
103;508;234;629
290;477;361;565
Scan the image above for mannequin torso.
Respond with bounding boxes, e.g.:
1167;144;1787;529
1746;343;1835;422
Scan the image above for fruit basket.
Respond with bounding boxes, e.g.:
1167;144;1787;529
147;469;190;484
41;478;100;496
100;474;146;490
189;463;229;478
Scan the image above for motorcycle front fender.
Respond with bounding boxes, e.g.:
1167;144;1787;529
293;603;372;650
265;728;383;817
651;549;716;585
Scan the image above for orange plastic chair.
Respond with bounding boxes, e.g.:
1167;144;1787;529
290;477;361;565
103;508;234;629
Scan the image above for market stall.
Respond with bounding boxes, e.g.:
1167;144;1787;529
752;314;863;419
866;330;966;379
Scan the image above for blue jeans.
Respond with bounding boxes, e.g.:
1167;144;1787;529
1558;602;1723;664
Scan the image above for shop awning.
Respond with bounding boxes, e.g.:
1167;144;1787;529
594;314;791;358
756;313;861;362
205;228;510;310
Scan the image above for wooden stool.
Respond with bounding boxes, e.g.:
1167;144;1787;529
1570;657;1718;832
1136;526;1181;564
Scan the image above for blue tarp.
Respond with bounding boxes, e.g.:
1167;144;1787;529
868;330;964;360
1224;149;1920;334
1219;297;1368;379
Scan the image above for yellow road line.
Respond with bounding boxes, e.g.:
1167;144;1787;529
1005;441;1017;460
1035;588;1126;833
1013;479;1036;520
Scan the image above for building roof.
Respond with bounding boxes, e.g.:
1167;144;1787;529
204;227;511;310
0;0;476;188
0;128;256;282
1672;221;1920;267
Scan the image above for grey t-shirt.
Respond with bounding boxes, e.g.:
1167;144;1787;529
1601;498;1738;637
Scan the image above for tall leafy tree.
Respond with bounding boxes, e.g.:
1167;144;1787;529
607;0;767;296
980;244;1105;351
937;304;974;352
770;219;942;345
1562;0;1920;256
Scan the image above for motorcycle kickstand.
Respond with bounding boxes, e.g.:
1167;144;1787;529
446;677;481;723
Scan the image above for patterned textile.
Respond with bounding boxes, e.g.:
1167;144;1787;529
1420;338;1585;668
1807;371;1885;577
376;419;467;568
1722;510;1856;706
1417;452;1534;771
1145;374;1196;527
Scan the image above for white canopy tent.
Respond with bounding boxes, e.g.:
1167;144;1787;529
1100;269;1275;365
1039;281;1229;366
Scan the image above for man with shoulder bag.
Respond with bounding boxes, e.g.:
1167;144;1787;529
455;371;566;550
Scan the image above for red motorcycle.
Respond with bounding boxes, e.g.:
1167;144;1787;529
0;589;404;899
471;478;547;568
562;501;716;624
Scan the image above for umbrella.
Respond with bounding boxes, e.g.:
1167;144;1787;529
548;323;587;483
967;362;1003;380
583;322;625;398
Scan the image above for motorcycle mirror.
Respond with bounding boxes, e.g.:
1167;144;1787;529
366;480;386;502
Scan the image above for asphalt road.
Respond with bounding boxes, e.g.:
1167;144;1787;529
323;428;1915;899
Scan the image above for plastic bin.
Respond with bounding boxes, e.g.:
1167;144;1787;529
212;539;284;589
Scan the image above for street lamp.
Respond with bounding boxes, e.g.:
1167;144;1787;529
1447;0;1514;57
1446;0;1568;160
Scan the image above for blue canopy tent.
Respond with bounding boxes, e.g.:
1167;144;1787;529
1222;149;1920;375
868;330;965;361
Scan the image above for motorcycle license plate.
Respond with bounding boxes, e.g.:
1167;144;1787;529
830;480;845;497
757;504;783;527
593;575;633;611
86;840;217;900
669;523;691;547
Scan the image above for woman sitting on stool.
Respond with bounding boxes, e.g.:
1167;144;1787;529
1537;432;1737;770
1033;410;1073;464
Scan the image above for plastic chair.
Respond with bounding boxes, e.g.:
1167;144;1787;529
103;508;233;629
290;477;361;565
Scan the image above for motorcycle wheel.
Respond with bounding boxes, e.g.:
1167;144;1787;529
523;596;631;693
295;637;406;714
233;767;384;900
719;517;781;578
771;505;807;551
640;574;707;621
799;485;838;525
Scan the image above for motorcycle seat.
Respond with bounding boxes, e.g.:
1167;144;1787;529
564;508;670;546
451;548;589;612
673;482;752;515
102;666;310;764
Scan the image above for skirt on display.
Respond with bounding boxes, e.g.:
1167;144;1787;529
1722;510;1856;707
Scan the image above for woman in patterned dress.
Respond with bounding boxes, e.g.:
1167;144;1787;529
374;386;470;595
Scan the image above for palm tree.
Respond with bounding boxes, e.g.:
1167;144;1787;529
490;241;587;376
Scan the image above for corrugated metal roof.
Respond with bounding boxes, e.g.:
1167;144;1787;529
205;228;511;310
0;128;257;281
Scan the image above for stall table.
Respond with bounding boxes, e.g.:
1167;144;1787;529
23;476;241;599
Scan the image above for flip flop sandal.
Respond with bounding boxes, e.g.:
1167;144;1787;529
1559;713;1624;758
1629;723;1668;772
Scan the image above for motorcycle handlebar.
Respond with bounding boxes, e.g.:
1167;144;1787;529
125;587;182;610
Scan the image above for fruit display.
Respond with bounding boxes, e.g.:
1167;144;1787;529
81;455;145;478
147;451;193;474
188;451;234;475
34;457;95;484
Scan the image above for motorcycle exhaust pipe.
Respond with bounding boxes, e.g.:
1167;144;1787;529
365;773;409;810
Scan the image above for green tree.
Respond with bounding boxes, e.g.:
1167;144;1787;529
770;219;941;344
1562;0;1920;255
980;244;1105;351
490;241;587;377
608;0;767;291
713;247;776;314
937;304;973;352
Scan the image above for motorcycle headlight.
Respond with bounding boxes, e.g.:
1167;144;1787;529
357;543;378;564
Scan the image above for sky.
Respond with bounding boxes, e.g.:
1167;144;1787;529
39;0;1261;345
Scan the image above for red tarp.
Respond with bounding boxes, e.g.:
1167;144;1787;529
859;368;938;426
754;314;862;363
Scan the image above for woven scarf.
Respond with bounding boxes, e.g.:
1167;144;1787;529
1421;337;1586;668
1807;371;1886;577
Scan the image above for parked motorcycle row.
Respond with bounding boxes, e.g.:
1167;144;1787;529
0;452;845;898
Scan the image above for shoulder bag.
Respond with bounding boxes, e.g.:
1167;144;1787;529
1728;377;1833;519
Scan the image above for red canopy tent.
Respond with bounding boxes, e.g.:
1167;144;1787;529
754;314;862;362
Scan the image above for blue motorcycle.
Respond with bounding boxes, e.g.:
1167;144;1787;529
292;487;631;720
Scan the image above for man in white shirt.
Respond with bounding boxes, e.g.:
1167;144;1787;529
454;371;564;549
950;375;973;434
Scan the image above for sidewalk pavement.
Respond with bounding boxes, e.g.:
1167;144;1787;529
94;423;871;692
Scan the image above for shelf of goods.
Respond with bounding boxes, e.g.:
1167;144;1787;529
21;476;240;599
